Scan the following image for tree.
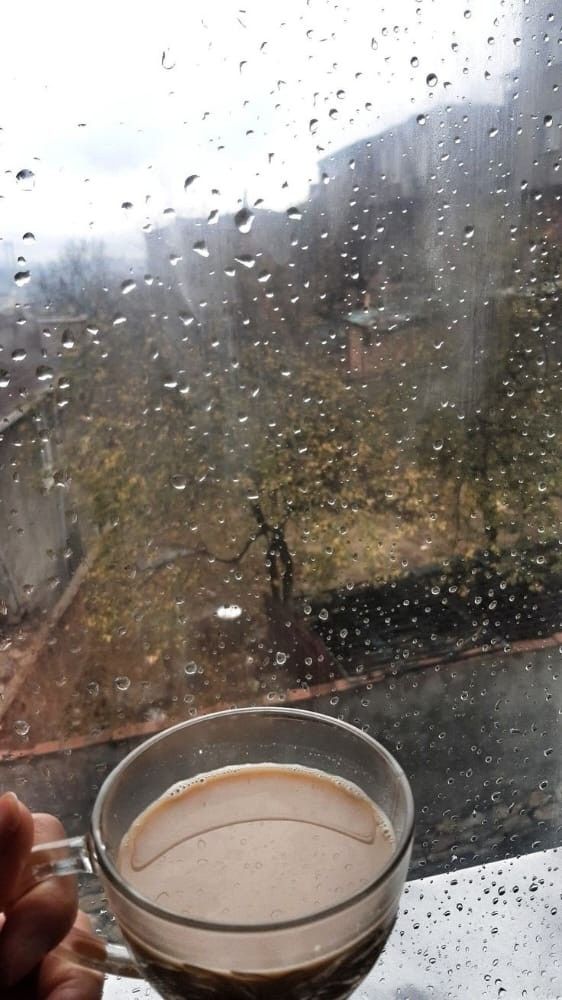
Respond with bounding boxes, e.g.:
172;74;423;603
418;245;561;577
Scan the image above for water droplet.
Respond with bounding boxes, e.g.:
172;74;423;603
0;370;11;388
193;241;209;257
171;475;187;490
62;330;75;349
319;608;329;621
287;207;302;221
234;207;254;234
426;73;438;88
464;224;475;238
416;114;427;125
463;8;471;18
184;661;198;676
309;118;318;134
410;56;419;68
207;209;219;225
22;232;35;243
543;115;553;128
14;270;30;287
275;651;288;666
14;720;30;737
234;255;255;269
257;270;271;283
115;675;131;691
121;201;133;210
12;348;27;362
121;278;136;295
370;37;378;50
513;36;521;46
179;311;194;327
112;315;127;326
184;174;199;190
488;126;498;138
161;48;176;70
433;439;444;451
36;365;54;382
16;169;35;190
328;108;338;120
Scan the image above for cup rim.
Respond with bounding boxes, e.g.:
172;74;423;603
91;706;415;933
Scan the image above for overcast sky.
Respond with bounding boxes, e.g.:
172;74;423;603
0;0;520;269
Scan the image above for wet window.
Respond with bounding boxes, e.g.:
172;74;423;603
0;0;560;887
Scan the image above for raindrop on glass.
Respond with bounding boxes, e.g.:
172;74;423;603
193;241;209;257
161;48;176;70
234;207;255;234
184;174;199;190
426;73;438;88
115;675;131;691
16;169;35;190
234;255;255;269
14;270;30;287
121;278;136;295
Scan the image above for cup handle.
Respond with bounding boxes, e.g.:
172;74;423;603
27;835;141;978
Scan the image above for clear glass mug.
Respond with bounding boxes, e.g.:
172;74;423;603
27;707;415;999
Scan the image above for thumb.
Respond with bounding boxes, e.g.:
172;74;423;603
0;793;35;909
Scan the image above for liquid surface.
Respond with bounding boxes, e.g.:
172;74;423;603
117;763;395;924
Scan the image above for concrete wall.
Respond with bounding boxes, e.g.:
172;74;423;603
0;397;79;623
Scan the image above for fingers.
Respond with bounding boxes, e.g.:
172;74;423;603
37;911;104;1000
0;793;35;906
0;812;78;988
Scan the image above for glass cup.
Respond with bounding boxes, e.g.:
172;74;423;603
27;707;414;999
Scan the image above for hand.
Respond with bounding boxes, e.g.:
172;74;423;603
0;791;103;999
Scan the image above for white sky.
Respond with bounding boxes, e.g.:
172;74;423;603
0;0;520;266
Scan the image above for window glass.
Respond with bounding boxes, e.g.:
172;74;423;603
0;0;560;881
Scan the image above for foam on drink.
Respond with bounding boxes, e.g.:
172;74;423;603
118;762;395;925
